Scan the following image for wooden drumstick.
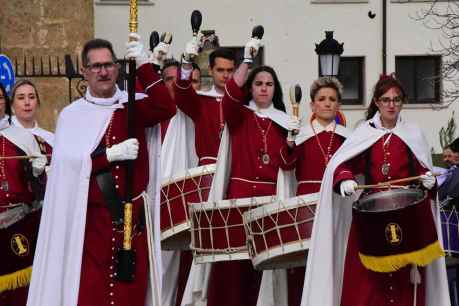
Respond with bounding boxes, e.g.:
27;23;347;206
0;154;51;160
289;84;302;135
356;173;441;190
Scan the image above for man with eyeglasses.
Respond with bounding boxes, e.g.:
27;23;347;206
27;36;175;306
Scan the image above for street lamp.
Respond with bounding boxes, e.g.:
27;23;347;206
315;31;344;77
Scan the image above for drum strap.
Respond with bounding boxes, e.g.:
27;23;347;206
406;146;416;178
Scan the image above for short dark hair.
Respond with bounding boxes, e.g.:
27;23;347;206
0;83;12;119
245;65;285;113
450;138;459;153
82;38;117;67
161;58;179;76
209;48;235;68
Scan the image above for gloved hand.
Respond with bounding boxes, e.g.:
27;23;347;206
31;155;47;177
182;36;201;63
243;37;262;63
126;33;149;68
420;171;436;190
150;42;171;67
287;116;301;132
340;180;358;197
106;138;139;162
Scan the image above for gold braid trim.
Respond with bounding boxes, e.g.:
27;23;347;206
358;240;445;273
0;266;32;293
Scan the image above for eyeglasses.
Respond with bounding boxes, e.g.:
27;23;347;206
378;96;403;106
85;62;118;73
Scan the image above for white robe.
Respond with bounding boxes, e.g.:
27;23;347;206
26;89;163;306
301;113;450;306
11;116;54;147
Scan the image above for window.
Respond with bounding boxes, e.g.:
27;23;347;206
395;55;441;104
336;57;365;105
95;0;154;5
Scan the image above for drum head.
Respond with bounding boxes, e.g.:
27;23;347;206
354;188;426;212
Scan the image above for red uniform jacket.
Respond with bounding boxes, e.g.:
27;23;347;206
77;63;175;306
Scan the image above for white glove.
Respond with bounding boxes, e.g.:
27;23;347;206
420;171;436;190
126;33;149;68
31;155;47;177
287;116;301;132
182;36;201;63
106;138;139;162
340;180;358;197
243;37;262;63
150;42;170;67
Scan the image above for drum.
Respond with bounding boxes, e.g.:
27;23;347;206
160;164;215;250
189;195;276;263
440;207;459;257
0;207;41;292
243;193;319;270
353;188;443;272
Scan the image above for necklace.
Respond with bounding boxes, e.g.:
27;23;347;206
105;114;115;148
0;137;8;192
311;122;336;165
253;113;273;165
381;133;392;177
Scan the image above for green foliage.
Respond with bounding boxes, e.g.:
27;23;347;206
439;111;456;149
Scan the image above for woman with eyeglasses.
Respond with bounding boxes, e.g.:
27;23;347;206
0;82;47;306
11;80;53;161
301;74;449;306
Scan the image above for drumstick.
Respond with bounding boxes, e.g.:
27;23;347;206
356;173;441;190
0;154;51;160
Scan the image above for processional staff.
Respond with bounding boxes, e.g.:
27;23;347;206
116;0;138;283
289;84;302;135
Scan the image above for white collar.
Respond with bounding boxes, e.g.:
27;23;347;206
0;115;10;131
245;100;290;129
84;85;125;106
196;85;224;98
370;111;402;132
311;119;336;133
12;115;37;130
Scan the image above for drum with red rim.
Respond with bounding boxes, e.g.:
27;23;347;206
243;193;318;270
160;164;215;250
189;195;276;263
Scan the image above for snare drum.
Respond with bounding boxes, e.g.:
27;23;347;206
160;164;215;250
243;193;319;270
353;188;443;272
189;195;276;263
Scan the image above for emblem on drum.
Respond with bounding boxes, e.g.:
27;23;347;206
11;233;29;257
385;223;402;246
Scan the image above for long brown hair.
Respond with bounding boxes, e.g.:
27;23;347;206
366;74;407;120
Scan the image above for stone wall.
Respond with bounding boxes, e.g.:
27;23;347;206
0;0;94;131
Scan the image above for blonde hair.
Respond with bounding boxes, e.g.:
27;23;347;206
309;76;343;101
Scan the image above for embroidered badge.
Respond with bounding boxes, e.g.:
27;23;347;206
385;223;402;246
11;233;29;256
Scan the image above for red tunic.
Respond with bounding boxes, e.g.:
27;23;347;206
174;73;224;166
0;136;41;306
334;134;429;306
77;63;175;306
280;128;346;306
206;78;290;306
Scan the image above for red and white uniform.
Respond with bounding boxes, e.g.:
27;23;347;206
301;113;450;306
206;78;292;306
174;72;224;166
27;63;175;306
279;120;348;306
0;121;44;306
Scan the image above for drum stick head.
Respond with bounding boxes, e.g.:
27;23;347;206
191;10;203;35
252;25;264;40
149;31;159;51
161;32;173;44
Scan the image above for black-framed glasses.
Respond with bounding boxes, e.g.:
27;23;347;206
85;62;119;73
378;96;403;106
